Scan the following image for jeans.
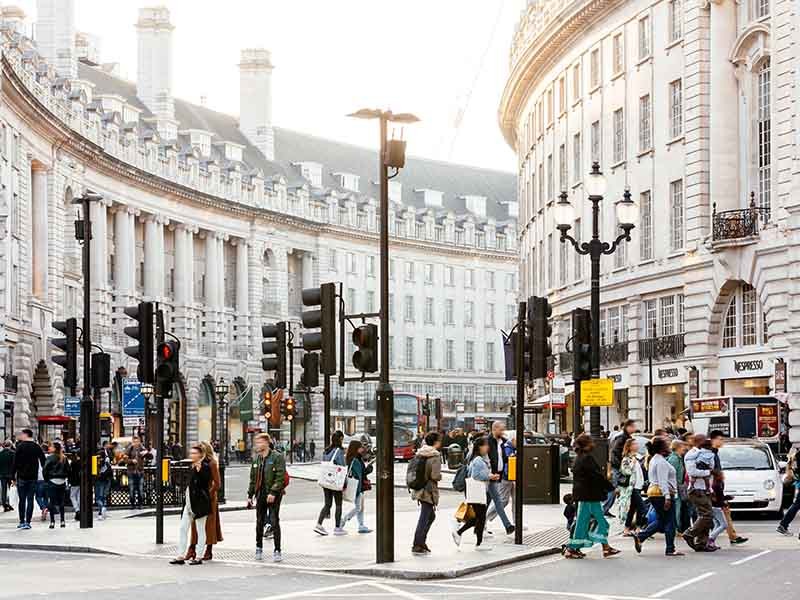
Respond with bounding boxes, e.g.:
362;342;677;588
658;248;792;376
0;477;10;507
128;473;144;508
35;480;48;511
486;480;513;529
95;479;111;515
710;507;727;542
69;485;80;514
343;492;366;528
458;503;489;546
686;490;714;547
636;496;676;554
256;493;283;552
17;479;36;524
47;482;66;523
779;488;800;529
602;469;620;514
413;501;436;548
625;488;647;529
177;503;207;559
317;488;343;528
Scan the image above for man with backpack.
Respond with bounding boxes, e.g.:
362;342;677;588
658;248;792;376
247;432;286;563
409;431;442;556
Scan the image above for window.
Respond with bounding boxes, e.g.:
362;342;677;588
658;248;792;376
389;336;395;367
347;288;357;313
638;16;651;59
591;120;601;163
486;303;495;328
640;191;653;260
742;284;757;345
723;299;737;349
506;305;516;330
613;108;625;163
405;261;415;282
722;284;765;348
558;77;566;114
445;299;455;325
547;154;554;200
755;0;769;19
660;296;675;336
678;294;685;333
644;299;658;338
669;0;683;42
425;338;434;369
404;295;415;322
329;249;337;271
669;79;683;138
465;269;474;288
559;236;568;285
424;263;434;284
367;256;375;277
505;273;516;291
612;34;624;74
389;259;395;280
639;94;652;152
424;297;434;324
573;133;582;183
559;144;567;192
538;163;544;210
347;252;357;274
366;290;375;313
405;337;415;369
574;219;582;280
487;271;495;289
388;293;394;321
465;301;474;327
486;342;495;372
670;179;684;251
445;340;455;370
465;341;475;371
590;48;601;89
757;60;771;218
572;64;581;102
445;266;455;286
547;233;554;289
614;213;627;268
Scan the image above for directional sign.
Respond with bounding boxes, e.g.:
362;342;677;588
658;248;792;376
551;378;566;407
64;395;81;418
580;379;614;407
122;379;145;418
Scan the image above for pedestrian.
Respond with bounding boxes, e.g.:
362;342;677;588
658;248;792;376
0;440;15;512
777;447;800;537
608;425;621;443
563;493;577;532
125;436;146;509
667;439;690;534
95;441;114;519
451;436;493;551
709;430;747;545
170;445;212;565
618;438;646;535
315;430;346;536
633;436;683;556
10;428;45;529
604;419;637;516
484;421;515;536
247;432;286;562
563;433;620;559
309;440;316;460
43;441;69;529
341;439;373;534
411;431;443;555
189;441;223;561
707;469;729;550
67;452;80;521
682;433;716;552
36;443;50;521
171;442;184;461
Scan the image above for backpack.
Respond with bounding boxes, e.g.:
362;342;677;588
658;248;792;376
283;470;290;489
406;455;429;491
452;464;468;493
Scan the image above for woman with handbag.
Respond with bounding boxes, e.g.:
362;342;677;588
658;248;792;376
170;445;212;565
451;437;493;551
315;431;346;536
341;440;373;534
619;438;646;535
188;441;224;561
42;442;69;529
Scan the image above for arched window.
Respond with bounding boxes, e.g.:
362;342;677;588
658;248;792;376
721;283;767;349
756;59;771;218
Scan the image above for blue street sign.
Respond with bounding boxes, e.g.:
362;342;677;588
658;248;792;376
64;395;81;418
122;379;145;417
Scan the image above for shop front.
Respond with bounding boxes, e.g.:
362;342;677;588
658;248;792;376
642;364;688;433
719;353;777;396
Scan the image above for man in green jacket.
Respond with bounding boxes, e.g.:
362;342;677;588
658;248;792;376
247;433;286;563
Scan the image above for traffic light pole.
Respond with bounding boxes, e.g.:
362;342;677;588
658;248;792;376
78;193;95;530
156;393;164;544
513;301;526;546
323;374;331;451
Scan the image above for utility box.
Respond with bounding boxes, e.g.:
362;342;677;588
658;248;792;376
520;444;560;504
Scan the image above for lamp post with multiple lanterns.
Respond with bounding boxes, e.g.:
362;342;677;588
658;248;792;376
215;378;230;466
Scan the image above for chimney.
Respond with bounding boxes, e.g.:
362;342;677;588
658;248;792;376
35;0;77;79
238;48;275;161
136;6;174;119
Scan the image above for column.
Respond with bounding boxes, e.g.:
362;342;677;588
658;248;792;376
301;251;314;289
234;239;250;352
205;233;220;310
216;235;226;310
143;215;166;299
89;197;109;335
173;224;196;342
113;206;136;303
31;165;48;301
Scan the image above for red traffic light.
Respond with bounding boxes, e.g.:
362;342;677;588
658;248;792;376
160;344;172;360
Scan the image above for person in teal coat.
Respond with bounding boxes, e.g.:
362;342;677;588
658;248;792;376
341;440;373;533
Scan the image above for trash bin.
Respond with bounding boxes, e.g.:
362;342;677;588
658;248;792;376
520;443;560;505
447;443;464;469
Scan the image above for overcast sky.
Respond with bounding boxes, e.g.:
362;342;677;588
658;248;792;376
15;0;524;172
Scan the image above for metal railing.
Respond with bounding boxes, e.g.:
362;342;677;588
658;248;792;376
712;194;770;242
638;333;686;362
101;462;225;509
600;341;629;366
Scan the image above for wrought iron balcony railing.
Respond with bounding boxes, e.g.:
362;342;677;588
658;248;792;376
638;333;686;363
712;193;770;242
600;341;629;366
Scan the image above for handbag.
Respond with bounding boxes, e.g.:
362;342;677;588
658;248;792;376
7;484;18;508
343;462;359;503
318;449;347;491
454;501;475;522
465;477;487;504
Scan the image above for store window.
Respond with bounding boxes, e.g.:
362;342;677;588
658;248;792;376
721;283;766;349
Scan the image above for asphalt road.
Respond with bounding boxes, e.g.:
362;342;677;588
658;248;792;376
2;518;798;599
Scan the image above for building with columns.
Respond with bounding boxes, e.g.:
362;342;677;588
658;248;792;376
500;0;800;439
0;4;518;445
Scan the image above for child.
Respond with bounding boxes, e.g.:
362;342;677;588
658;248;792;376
692;439;716;490
708;470;731;550
563;493;577;532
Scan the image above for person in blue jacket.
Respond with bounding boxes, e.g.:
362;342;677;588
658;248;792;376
341;440;374;534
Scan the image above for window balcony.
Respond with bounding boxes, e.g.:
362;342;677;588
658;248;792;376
638;333;685;363
600;341;629;366
712;194;770;242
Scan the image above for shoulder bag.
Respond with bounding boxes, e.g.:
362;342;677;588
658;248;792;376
318;448;347;491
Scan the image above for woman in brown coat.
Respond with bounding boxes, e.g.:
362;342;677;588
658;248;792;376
188;441;223;560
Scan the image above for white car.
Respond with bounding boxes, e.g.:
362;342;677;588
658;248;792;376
718;439;785;515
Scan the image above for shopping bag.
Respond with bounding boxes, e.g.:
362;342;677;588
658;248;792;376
318;449;347;491
465;477;487;505
454;501;475;523
7;484;18;509
343;463;359;503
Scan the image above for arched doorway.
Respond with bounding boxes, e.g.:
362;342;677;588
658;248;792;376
198;376;216;443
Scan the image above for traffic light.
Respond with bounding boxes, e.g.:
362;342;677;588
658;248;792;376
155;340;180;398
261;322;287;389
123;301;154;383
300;352;319;388
572;308;592;381
351;323;378;373
91;352;111;390
263;389;273;418
528;296;552;380
51;318;78;393
284;396;296;421
301;282;337;376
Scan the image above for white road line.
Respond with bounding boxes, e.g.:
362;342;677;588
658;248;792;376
458;553;566;581
368;581;430;600
394;580;660;600
258;580;366;600
730;549;772;566
648;572;715;599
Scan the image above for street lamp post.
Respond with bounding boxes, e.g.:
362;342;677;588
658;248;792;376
215;378;229;502
554;162;638;437
347;108;419;564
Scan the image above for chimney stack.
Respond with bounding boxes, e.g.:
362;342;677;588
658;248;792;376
35;0;77;79
238;48;275;161
136;6;174;119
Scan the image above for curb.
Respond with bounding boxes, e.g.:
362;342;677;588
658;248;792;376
125;504;251;519
0;542;119;555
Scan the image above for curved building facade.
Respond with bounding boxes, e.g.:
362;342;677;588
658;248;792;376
500;0;800;436
0;4;518;445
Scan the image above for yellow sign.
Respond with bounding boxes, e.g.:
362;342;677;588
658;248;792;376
507;455;517;482
161;458;170;483
580;379;614;407
91;455;98;476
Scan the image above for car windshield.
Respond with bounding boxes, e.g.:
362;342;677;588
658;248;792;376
719;445;773;470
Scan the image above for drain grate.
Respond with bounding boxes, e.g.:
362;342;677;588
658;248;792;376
517;526;570;548
150;545;362;569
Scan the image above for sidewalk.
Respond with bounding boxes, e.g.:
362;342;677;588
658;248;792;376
0;490;568;579
286;462;457;490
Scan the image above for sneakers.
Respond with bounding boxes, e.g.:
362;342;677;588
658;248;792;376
411;545;428;556
22;523;31;530
333;527;348;536
273;551;283;563
49;523;54;529
16;523;25;529
476;544;493;552
777;525;791;536
633;535;642;554
254;548;263;561
357;526;373;534
313;524;328;536
451;529;462;547
505;525;516;536
730;536;748;545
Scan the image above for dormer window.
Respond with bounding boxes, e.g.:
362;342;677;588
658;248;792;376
463;195;487;218
335;172;360;192
223;143;244;162
297;162;323;188
416;188;443;208
188;131;212;157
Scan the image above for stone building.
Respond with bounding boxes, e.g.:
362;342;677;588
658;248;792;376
0;4;518;445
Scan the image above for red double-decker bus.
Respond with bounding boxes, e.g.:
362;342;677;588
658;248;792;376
393;392;427;461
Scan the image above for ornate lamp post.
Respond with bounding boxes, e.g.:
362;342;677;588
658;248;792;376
554;162;638;437
215;378;230;466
